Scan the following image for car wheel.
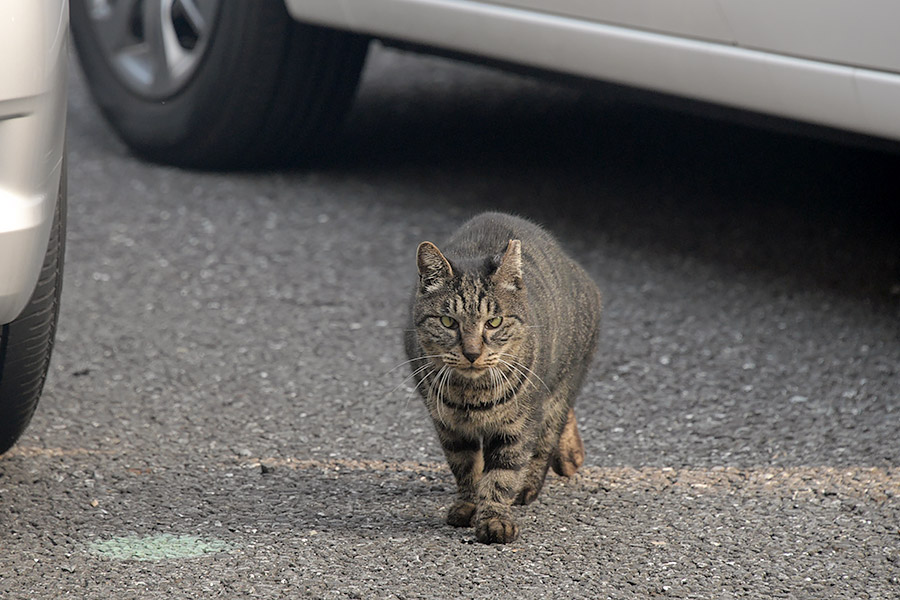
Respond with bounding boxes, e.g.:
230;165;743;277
70;0;370;169
0;161;66;456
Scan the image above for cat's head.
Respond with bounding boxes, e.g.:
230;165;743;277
413;239;529;379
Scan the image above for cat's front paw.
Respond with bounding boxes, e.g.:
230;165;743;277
475;516;520;544
447;501;476;527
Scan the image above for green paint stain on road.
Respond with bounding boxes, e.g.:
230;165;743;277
89;534;233;561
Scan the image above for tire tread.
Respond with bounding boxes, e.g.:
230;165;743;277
0;165;66;455
71;0;370;169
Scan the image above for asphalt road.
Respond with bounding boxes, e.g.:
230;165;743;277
2;44;899;599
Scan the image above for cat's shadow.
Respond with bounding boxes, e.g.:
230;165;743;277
178;461;555;542
201;463;461;539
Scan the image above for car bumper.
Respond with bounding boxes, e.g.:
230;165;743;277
0;0;68;324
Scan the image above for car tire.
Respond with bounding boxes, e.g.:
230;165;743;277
70;0;370;169
0;161;66;456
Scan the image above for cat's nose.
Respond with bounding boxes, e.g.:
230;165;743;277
462;349;481;363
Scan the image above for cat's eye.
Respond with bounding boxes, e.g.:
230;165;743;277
485;316;503;329
439;316;457;328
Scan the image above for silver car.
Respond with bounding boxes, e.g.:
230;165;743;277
0;1;68;454
70;0;900;169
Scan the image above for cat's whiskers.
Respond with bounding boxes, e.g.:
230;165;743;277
386;354;447;410
442;366;455;423
387;364;436;414
497;353;551;392
389;360;437;395
384;354;446;376
498;369;519;396
489;366;502;400
496;367;507;398
414;360;438;376
401;363;437;411
496;357;542;397
493;363;520;409
497;358;534;385
437;365;454;425
426;365;449;426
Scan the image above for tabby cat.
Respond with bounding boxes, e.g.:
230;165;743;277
404;212;602;544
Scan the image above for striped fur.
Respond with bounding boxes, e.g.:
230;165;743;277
405;213;602;544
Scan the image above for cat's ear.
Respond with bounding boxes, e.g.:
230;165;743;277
493;239;523;292
417;241;454;293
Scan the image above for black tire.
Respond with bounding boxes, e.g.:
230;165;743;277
0;161;66;456
70;0;369;169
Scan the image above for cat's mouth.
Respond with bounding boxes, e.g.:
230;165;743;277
451;364;490;379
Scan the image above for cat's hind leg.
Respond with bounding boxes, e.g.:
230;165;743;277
514;391;570;506
551;407;585;477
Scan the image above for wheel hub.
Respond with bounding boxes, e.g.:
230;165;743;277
87;0;220;99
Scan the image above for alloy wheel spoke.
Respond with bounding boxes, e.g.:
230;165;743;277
177;0;208;36
88;0;142;52
143;0;175;91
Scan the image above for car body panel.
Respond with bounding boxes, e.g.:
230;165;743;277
0;0;68;324
488;0;734;43
719;0;900;73
282;0;900;143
